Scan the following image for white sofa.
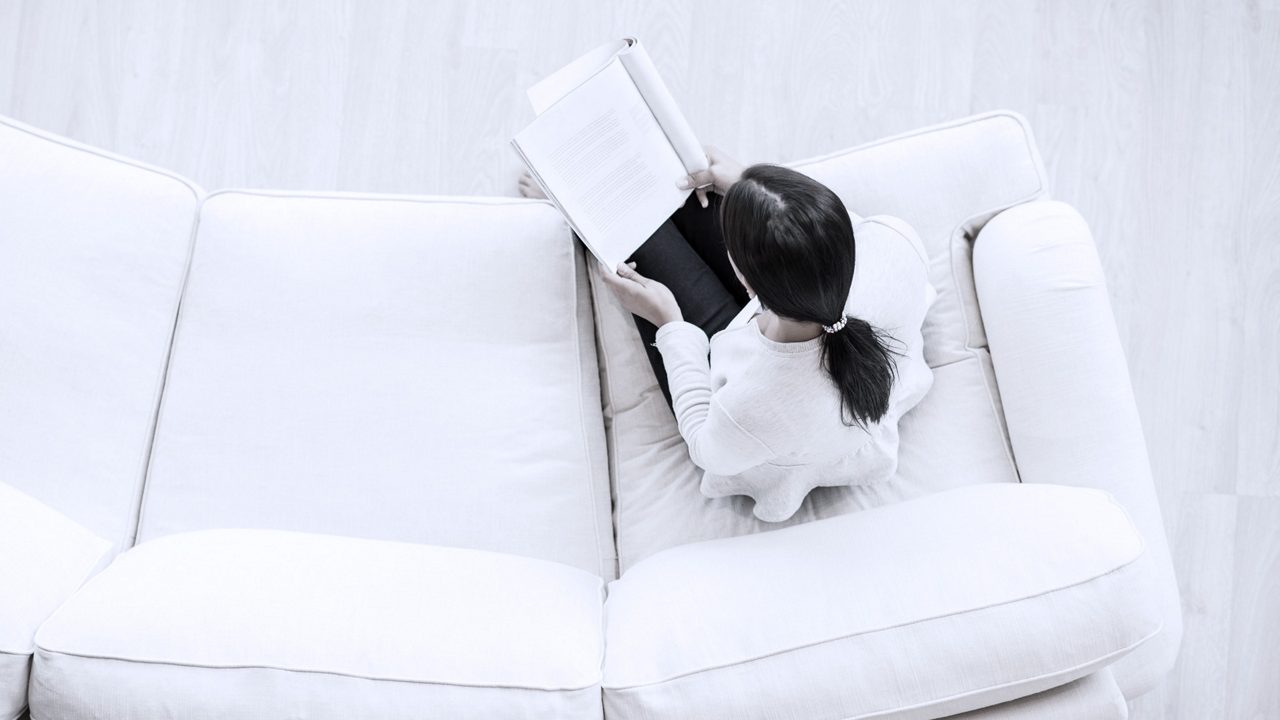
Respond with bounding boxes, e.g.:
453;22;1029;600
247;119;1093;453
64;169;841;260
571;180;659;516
0;110;1180;719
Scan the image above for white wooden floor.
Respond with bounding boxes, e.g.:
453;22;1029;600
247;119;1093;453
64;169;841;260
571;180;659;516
3;1;1277;716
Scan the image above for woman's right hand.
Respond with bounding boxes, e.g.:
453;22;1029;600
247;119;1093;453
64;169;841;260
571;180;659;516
678;145;745;207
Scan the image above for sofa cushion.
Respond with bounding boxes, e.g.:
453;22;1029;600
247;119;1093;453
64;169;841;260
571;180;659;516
678;215;936;523
592;112;1039;572
31;529;605;720
948;669;1126;720
795;111;1048;366
0;483;111;720
0;115;200;554
136;191;616;578
601;483;1160;720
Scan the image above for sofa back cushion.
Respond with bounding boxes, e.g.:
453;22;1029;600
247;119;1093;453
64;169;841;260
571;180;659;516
137;191;616;579
0;116;199;554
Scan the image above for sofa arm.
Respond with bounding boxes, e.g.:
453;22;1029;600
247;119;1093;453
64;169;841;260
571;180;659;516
973;200;1182;698
602;483;1160;720
0;482;111;719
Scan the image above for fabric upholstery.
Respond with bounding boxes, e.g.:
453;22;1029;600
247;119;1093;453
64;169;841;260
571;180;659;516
601;483;1159;720
31;529;605;720
0;116;200;554
948;669;1127;719
0;483;111;720
1;111;1180;717
973;201;1183;698
136;191;616;578
594;112;1041;571
600;215;949;565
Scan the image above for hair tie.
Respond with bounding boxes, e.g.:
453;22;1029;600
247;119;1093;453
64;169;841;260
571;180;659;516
822;316;849;334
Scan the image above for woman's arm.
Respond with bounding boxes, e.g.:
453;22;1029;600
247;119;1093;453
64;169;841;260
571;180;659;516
654;321;774;476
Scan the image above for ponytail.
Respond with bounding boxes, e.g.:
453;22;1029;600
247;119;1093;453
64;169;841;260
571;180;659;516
721;164;900;427
819;316;900;428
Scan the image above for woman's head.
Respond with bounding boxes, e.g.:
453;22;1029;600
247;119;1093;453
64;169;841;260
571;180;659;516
720;164;899;427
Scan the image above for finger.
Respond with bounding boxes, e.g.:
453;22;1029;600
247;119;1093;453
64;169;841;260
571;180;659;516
677;169;715;190
696;186;709;208
599;267;632;290
598;259;625;280
617;261;650;286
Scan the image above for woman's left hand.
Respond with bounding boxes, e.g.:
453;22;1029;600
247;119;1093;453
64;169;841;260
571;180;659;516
599;261;683;327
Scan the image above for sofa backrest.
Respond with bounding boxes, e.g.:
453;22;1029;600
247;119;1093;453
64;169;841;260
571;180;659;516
135;190;617;579
0;117;199;554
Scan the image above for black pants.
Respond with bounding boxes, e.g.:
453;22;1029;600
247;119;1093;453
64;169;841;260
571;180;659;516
618;191;750;410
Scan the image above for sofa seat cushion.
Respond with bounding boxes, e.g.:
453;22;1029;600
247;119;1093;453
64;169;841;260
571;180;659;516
597;245;1020;571
0;483;111;720
30;529;605;720
948;669;1126;720
601;483;1161;720
137;191;615;579
670;215;936;524
592;112;1041;572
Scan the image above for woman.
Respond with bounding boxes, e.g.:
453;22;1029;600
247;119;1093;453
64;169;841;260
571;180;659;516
519;147;899;521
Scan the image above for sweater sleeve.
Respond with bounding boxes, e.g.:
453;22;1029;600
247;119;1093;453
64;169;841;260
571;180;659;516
653;321;775;476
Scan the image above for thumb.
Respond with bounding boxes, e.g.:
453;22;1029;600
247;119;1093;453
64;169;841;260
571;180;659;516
617;261;646;283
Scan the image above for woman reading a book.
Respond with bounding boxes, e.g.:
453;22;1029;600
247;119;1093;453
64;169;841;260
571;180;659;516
520;147;900;522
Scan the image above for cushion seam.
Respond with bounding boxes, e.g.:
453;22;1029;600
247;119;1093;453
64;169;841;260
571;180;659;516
129;190;204;549
588;264;627;575
569;239;612;580
786;111;1036;171
835;622;1160;720
604;546;1146;690
0;115;204;199
32;647;601;693
131;195;209;545
948;206;1042;482
202;187;554;207
941;115;1051;480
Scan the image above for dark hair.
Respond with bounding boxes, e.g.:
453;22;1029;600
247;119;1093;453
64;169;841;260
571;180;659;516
720;164;899;428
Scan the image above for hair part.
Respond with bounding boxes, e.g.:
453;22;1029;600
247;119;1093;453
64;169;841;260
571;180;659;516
721;164;900;427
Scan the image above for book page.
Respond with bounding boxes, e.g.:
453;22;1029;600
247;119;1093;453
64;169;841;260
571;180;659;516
513;58;690;273
526;39;631;116
617;40;708;175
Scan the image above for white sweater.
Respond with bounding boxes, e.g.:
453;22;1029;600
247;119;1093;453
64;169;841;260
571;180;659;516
652;216;934;522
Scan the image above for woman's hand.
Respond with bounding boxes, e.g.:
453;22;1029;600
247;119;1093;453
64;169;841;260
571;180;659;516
599;261;683;327
678;145;746;207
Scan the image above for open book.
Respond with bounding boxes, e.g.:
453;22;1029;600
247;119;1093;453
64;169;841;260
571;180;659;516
512;38;708;274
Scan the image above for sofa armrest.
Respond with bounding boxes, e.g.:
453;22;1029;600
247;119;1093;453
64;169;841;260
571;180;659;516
0;482;111;719
602;483;1160;720
972;200;1182;698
